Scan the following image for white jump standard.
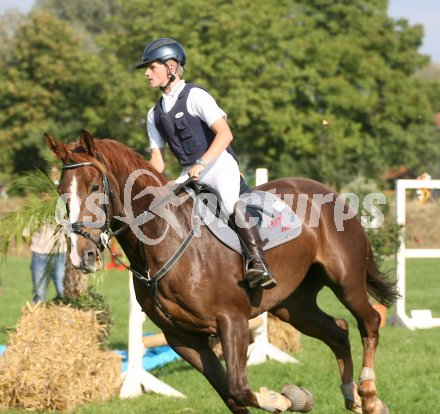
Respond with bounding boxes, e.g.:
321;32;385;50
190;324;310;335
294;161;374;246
393;179;440;330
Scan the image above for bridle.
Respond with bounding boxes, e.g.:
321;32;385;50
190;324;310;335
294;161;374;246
61;159;199;322
61;161;113;249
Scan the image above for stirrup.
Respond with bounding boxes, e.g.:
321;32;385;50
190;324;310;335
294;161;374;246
245;259;277;289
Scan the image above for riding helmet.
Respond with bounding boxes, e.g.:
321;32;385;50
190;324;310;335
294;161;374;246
135;38;186;69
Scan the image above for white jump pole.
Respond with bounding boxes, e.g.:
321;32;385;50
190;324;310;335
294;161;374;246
247;168;300;366
392;179;440;330
119;272;186;399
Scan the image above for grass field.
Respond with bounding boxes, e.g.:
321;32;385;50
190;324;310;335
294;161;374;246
1;254;440;413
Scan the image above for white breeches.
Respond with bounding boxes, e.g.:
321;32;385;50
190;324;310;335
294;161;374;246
176;151;240;216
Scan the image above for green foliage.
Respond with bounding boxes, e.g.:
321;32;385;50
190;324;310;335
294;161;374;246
55;285;114;346
0;169;59;256
0;9;147;182
64;0;440;185
365;222;401;268
1;0;440;188
34;0;118;35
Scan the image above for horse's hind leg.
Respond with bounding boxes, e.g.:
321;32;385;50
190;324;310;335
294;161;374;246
163;330;250;414
272;272;362;413
330;280;387;414
318;254;388;414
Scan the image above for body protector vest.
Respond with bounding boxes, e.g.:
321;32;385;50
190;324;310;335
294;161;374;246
153;83;238;167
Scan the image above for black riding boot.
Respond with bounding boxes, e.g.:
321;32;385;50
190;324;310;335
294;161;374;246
232;203;276;289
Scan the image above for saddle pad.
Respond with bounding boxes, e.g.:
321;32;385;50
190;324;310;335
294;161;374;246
191;190;302;254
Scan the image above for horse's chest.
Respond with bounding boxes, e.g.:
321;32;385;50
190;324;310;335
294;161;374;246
133;283;216;334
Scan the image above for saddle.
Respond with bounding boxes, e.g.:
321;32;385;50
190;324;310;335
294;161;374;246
184;180;302;254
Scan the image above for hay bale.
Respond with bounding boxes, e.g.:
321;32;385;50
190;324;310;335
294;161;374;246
0;302;122;411
210;313;301;358
267;313;301;353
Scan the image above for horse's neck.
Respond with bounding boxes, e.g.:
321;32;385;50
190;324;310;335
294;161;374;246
109;160;168;207
110;163;193;262
118;198;194;271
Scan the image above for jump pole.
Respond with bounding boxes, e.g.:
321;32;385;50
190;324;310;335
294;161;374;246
119;272;186;399
392;179;440;330
246;168;300;366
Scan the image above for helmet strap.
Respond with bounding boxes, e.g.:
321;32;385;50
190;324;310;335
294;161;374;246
160;61;176;93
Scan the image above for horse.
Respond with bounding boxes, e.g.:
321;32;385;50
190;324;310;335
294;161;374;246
46;130;398;414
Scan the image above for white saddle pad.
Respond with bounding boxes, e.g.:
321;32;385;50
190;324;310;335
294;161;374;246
190;190;302;254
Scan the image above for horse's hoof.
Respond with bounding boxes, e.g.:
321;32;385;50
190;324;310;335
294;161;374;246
374;398;389;414
363;398;389;414
341;382;362;414
345;401;362;414
281;384;314;413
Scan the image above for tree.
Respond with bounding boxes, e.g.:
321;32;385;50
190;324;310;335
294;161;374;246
98;0;440;187
0;10;146;181
34;0;118;35
1;0;440;188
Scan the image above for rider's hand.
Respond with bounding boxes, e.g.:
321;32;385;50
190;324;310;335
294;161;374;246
188;163;206;180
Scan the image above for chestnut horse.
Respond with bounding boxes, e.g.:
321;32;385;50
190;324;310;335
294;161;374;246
46;130;397;414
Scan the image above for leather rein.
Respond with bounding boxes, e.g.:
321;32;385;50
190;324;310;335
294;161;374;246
61;160;198;320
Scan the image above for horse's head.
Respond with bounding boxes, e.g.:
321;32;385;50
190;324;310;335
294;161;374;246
46;130;115;273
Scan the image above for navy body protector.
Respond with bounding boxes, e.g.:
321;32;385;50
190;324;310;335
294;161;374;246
153;83;238;167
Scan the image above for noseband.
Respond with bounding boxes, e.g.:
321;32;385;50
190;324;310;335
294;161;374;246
61;161;113;249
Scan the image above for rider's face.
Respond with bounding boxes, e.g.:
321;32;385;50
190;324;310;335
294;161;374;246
144;61;170;89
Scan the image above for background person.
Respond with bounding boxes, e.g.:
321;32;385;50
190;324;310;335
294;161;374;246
30;223;66;302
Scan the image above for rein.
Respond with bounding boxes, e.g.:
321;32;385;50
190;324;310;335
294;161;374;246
61;161;197;321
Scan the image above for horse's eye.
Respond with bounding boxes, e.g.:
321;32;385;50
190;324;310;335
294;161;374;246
91;184;100;192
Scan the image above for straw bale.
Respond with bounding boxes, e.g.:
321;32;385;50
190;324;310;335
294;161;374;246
267;313;301;353
210;313;301;358
0;302;122;411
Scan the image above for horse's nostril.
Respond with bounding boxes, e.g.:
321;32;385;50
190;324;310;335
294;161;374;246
85;250;95;262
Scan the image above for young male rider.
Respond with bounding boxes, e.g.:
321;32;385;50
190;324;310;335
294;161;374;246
136;38;276;289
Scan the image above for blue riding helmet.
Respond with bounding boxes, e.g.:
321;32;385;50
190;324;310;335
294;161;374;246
136;38;186;69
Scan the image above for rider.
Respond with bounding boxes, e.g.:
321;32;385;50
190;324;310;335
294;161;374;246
136;38;276;289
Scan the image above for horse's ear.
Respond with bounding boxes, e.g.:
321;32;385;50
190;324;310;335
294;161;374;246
45;133;69;162
79;130;95;156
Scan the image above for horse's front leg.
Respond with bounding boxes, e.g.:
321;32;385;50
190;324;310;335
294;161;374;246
217;314;311;413
216;314;258;409
163;330;250;414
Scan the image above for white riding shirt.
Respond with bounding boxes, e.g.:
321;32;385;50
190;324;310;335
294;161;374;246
146;80;240;215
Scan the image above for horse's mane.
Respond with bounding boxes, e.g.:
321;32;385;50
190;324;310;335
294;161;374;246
70;138;170;187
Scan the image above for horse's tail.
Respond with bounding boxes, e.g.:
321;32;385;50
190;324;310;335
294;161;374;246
365;243;400;308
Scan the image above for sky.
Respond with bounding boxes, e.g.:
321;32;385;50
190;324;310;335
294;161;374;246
0;0;439;62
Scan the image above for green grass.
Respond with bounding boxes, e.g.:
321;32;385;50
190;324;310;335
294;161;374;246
405;258;440;318
1;255;440;413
